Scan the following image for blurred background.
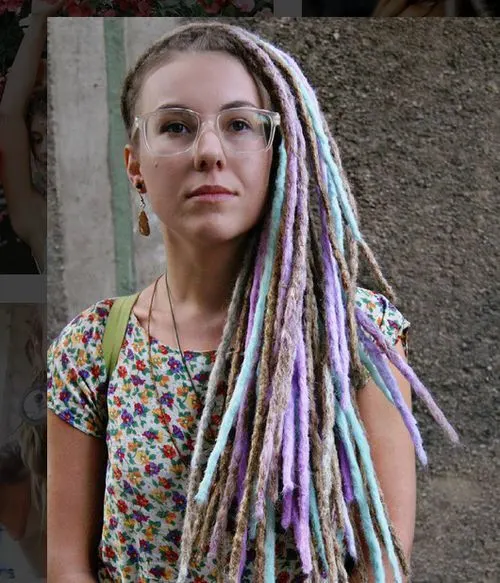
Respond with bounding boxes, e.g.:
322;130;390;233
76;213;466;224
47;17;499;582
0;303;46;581
302;0;500;16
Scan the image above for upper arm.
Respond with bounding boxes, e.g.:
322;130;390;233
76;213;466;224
46;303;112;578
47;411;107;579
356;338;416;560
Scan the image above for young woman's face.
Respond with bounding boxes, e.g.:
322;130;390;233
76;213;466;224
126;51;274;245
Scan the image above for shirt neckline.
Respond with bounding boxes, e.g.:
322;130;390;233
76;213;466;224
128;307;218;356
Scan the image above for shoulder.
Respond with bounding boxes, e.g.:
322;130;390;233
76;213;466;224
355;286;410;347
47;298;121;438
48;298;117;360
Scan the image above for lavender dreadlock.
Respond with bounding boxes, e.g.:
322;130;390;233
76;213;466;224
120;22;458;583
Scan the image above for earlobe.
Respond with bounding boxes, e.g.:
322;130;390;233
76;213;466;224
124;143;142;187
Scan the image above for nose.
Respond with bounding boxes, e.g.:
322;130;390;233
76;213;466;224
193;125;226;172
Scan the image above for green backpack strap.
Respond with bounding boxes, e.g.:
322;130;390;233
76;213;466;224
102;293;139;380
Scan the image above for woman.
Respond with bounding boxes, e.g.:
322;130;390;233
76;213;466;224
0;0;65;273
47;22;457;583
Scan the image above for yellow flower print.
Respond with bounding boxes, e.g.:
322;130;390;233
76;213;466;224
186;393;201;410
132;340;145;352
165;511;177;525
127;442;139;453
170;461;184;478
176;385;189;398
123;516;135;530
137;451;149;465
177;415;194;430
109;408;120;422
150;488;167;504
150;354;163;368
127;470;143;487
76;348;87;367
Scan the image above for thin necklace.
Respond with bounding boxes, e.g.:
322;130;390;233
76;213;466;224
146;275;204;468
163;272;201;400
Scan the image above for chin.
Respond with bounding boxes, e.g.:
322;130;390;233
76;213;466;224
186;216;254;246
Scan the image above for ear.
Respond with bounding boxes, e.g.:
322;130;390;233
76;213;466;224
124;143;143;190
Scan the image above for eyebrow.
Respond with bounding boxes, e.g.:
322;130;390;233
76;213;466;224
155;100;260;112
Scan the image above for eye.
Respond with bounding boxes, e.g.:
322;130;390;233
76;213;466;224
160;122;190;134
228;119;252;133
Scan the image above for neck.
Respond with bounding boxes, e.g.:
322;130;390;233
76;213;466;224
163;230;249;316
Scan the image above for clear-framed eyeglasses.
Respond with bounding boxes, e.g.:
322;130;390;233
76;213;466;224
131;106;281;157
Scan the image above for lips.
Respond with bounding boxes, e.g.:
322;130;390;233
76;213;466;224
187;184;236;198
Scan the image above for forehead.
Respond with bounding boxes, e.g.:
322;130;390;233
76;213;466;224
137;51;267;115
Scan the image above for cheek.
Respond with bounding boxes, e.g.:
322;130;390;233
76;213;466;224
241;152;273;202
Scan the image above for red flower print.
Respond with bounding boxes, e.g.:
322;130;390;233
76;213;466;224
164;547;179;563
162;445;177;459
68;368;78;382
135;494;149;508
159;344;168;354
91;364;101;379
159;411;171;425
211;414;222;426
159;477;171;489
186;437;195;451
118;532;127;544
117;499;128;513
118;365;127;378
136;359;146;371
113;396;122;407
104;545;117;560
113;466;122;480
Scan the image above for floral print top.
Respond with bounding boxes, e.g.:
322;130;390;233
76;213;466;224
47;287;410;582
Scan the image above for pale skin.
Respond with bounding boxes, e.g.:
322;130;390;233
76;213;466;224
48;50;416;581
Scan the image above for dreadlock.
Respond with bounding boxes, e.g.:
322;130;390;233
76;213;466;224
120;22;458;583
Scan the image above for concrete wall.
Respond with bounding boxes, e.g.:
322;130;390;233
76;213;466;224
47;18;499;581
47;17;180;338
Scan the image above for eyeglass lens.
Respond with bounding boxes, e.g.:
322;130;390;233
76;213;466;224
145;108;274;155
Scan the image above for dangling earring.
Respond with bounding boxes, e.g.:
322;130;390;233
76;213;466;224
136;181;150;237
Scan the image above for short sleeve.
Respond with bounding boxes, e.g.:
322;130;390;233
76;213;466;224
355;287;411;355
47;299;114;438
